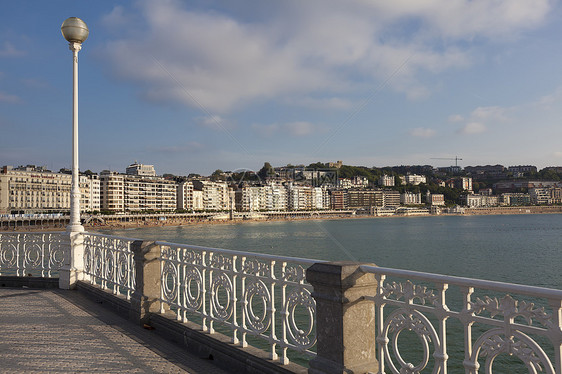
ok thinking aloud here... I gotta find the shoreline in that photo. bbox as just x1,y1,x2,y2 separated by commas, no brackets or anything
3,205,562,232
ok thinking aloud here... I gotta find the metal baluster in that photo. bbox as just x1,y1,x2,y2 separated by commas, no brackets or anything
461,286,476,374
201,250,208,332
375,274,386,374
240,256,248,347
231,255,239,345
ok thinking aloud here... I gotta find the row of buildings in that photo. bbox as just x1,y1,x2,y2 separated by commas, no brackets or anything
3,162,561,215
1,164,449,214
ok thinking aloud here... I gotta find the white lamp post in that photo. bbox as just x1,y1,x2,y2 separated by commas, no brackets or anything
60,17,88,289
61,17,88,233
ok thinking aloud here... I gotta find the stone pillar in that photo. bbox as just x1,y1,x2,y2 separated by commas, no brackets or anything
59,229,85,290
306,262,379,374
129,240,161,325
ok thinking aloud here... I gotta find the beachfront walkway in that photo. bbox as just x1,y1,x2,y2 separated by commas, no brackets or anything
0,288,229,373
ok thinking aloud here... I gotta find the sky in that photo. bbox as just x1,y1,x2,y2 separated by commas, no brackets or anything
2,0,562,176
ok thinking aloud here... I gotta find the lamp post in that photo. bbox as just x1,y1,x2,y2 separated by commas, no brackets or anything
61,17,88,233
60,17,88,289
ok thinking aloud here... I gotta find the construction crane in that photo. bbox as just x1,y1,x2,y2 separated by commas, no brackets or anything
431,156,463,167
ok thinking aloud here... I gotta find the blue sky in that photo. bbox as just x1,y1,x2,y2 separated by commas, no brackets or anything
2,0,562,176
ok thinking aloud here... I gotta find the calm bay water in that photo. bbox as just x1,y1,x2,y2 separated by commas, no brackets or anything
100,213,562,289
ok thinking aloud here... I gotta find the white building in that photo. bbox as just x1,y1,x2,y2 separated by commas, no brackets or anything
177,181,194,210
193,180,230,211
405,174,427,185
100,171,176,212
400,192,422,205
465,194,499,208
379,175,395,187
0,166,100,214
126,162,156,176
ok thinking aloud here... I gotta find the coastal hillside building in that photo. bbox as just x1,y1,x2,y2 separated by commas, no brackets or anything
235,185,269,211
383,190,401,207
347,190,381,208
425,191,445,206
100,171,176,212
126,162,156,176
177,181,194,210
287,184,313,210
379,174,395,187
330,190,347,210
80,174,101,212
500,193,531,206
508,165,537,174
401,192,422,205
529,187,562,205
193,180,230,211
465,194,499,208
100,171,124,212
268,183,288,211
0,166,99,214
464,165,505,178
403,174,427,186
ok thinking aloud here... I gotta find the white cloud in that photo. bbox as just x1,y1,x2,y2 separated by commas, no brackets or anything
409,127,436,138
147,141,205,154
253,121,320,138
460,122,486,134
0,41,25,57
0,91,21,103
453,105,509,135
448,114,464,123
98,0,552,113
194,115,234,131
284,121,317,137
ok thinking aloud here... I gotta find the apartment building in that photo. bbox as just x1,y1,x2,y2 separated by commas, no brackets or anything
382,190,401,207
100,171,176,212
465,194,499,208
126,162,156,176
288,184,313,210
403,174,427,185
100,171,125,212
177,181,194,210
192,180,230,211
379,174,395,187
400,192,422,205
0,166,99,214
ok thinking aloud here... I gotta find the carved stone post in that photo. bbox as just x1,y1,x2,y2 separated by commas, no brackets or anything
130,240,161,325
306,262,379,374
59,230,85,290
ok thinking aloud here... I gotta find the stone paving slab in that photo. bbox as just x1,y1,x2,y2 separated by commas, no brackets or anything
0,287,230,373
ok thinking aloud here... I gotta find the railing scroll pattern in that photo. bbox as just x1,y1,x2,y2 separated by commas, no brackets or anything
82,233,136,300
360,265,562,374
157,241,319,365
0,232,66,277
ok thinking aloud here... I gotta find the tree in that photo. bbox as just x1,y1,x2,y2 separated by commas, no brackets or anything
210,169,225,181
258,162,275,180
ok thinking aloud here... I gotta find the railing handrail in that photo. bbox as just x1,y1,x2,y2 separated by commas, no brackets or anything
360,264,562,298
0,230,65,235
84,231,144,243
155,240,326,266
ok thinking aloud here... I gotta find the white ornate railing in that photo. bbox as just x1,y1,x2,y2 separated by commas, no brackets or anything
0,232,66,277
156,240,320,365
360,265,562,374
82,232,137,300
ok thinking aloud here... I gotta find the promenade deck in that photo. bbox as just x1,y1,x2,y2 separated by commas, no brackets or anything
0,287,229,374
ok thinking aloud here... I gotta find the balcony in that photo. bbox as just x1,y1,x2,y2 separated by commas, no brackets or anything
1,230,561,373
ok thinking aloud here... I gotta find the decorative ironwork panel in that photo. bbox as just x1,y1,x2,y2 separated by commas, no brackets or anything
0,232,66,277
156,242,318,366
82,233,135,300
360,265,562,374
